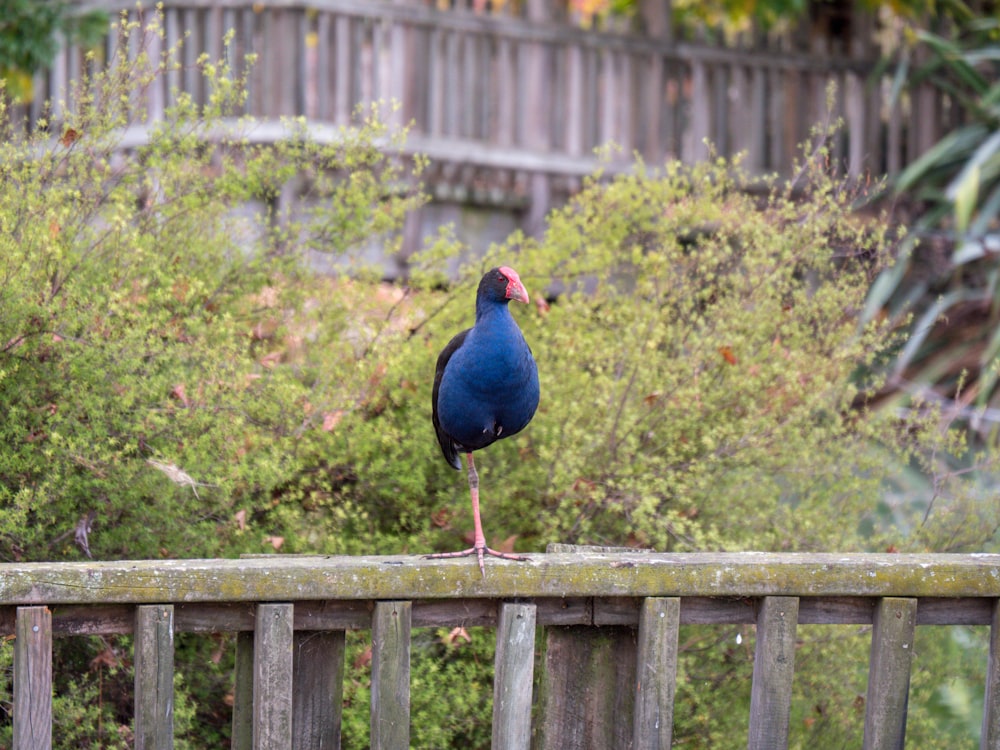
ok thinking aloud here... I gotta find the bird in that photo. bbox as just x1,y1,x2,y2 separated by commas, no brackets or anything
428,266,540,576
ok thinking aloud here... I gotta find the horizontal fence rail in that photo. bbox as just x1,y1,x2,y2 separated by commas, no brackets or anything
34,0,945,186
3,552,1000,748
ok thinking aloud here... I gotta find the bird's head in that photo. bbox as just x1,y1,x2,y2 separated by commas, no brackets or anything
478,266,530,306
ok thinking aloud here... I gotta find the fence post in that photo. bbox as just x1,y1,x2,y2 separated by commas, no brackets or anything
253,603,294,750
134,604,175,750
633,597,680,750
231,630,255,750
981,598,1000,749
293,630,346,750
747,596,799,750
371,600,412,750
537,544,644,749
14,606,52,750
862,597,916,750
493,601,537,750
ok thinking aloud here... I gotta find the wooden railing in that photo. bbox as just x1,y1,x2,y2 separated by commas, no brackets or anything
4,551,1000,748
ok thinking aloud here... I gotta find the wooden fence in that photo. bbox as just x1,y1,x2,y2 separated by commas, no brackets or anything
29,0,943,241
4,551,1000,748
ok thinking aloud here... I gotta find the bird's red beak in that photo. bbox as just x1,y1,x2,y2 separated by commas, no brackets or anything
500,266,529,304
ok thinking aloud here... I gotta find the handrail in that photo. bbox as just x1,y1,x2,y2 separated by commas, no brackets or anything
5,552,1000,748
2,552,999,605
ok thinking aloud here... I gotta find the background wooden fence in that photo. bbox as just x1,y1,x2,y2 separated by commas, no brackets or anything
18,0,947,257
3,551,1000,748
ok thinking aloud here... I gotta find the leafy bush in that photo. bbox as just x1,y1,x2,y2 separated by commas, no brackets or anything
0,11,423,564
866,19,1000,443
1,8,997,748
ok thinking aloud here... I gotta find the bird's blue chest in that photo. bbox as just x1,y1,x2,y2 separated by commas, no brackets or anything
436,311,539,450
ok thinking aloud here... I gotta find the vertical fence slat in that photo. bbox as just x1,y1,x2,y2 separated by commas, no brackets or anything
231,630,255,750
686,60,710,163
633,597,680,750
293,630,346,750
254,603,294,750
371,600,411,750
537,624,637,749
747,596,799,750
981,599,1000,749
14,606,52,750
863,597,916,750
134,604,175,750
492,601,537,750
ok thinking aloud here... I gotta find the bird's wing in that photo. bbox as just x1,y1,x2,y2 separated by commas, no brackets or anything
432,328,470,470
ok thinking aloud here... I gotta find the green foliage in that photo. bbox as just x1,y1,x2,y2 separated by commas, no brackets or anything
0,11,424,564
0,0,107,101
397,150,994,559
340,628,495,748
1,7,997,747
865,18,1000,445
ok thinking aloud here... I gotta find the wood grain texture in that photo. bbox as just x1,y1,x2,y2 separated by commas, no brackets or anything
863,597,917,750
492,602,537,750
293,630,346,750
747,596,799,750
253,603,294,750
632,597,680,750
134,605,175,750
982,599,1000,750
230,630,255,750
537,624,637,749
371,601,411,750
14,606,52,750
2,553,1000,605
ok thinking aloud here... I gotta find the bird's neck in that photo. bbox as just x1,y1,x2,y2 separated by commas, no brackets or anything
475,299,512,324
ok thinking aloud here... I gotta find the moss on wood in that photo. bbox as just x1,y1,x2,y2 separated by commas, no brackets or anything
0,553,998,605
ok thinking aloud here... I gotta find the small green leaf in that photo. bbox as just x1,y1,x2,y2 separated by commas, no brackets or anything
950,163,980,235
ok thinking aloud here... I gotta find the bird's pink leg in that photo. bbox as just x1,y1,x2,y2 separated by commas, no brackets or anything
426,453,527,576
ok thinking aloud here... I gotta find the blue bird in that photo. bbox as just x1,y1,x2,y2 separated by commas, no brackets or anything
429,266,540,575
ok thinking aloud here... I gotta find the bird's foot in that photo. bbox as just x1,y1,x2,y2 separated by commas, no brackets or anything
425,546,528,577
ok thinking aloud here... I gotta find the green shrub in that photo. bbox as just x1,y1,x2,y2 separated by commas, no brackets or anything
1,8,997,748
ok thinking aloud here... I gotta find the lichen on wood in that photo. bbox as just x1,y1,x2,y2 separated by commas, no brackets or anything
0,553,998,606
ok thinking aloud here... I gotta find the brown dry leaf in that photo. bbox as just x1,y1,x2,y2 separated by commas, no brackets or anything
354,645,373,669
430,508,452,529
369,361,388,387
265,535,285,551
251,319,278,341
322,410,345,432
443,626,472,646
59,127,81,147
49,219,61,239
234,509,247,531
494,535,518,554
257,286,279,308
171,383,190,407
90,647,119,670
260,351,282,368
718,346,738,365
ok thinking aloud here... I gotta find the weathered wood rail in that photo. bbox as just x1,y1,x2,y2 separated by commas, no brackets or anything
27,0,940,251
4,551,1000,748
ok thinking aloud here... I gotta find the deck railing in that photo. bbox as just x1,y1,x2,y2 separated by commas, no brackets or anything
4,551,1000,748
